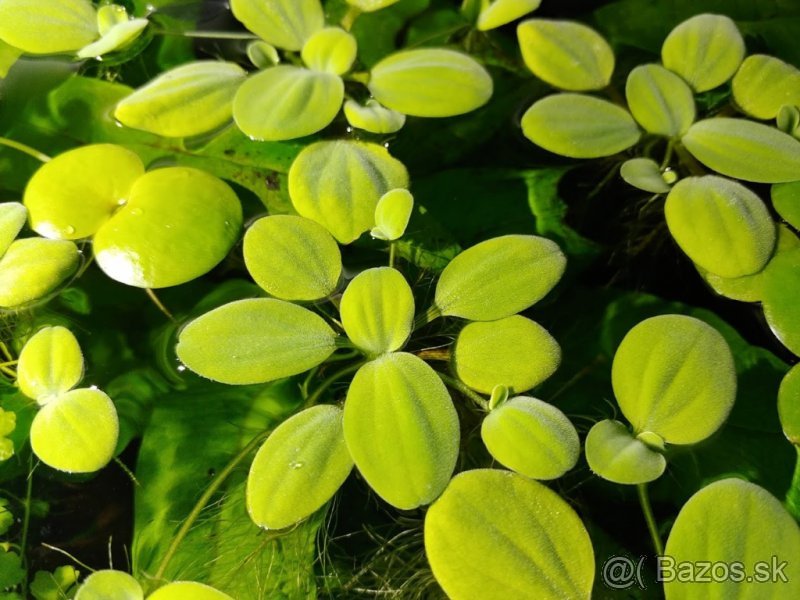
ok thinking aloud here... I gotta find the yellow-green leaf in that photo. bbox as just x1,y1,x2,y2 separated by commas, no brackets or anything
661,14,744,92
0,202,27,256
0,0,97,54
620,158,672,193
522,93,640,158
75,570,143,600
230,0,323,51
247,405,353,530
0,40,22,78
0,238,80,308
780,364,800,445
243,215,341,301
17,326,83,404
585,419,666,484
625,64,695,137
344,99,405,134
371,188,413,240
368,49,493,117
176,298,337,385
732,55,800,120
301,27,356,75
76,17,147,59
115,62,246,138
477,0,541,31
517,19,614,91
343,353,459,509
762,248,800,356
346,0,399,11
246,40,279,69
147,582,233,600
435,234,566,321
772,181,800,230
425,469,595,600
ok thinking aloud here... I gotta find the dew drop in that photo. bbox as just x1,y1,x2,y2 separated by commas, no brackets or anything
117,198,127,206
177,365,186,372
130,207,143,216
290,461,305,470
64,225,76,235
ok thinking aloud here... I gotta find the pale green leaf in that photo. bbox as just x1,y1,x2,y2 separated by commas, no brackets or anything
620,158,672,193
664,479,800,599
763,248,800,356
661,14,745,92
517,19,614,91
301,27,356,76
233,65,343,141
246,41,279,69
74,570,143,600
346,0,399,11
176,298,338,385
772,181,800,230
115,62,247,138
425,469,595,600
24,144,145,240
30,388,119,473
96,5,128,36
477,0,541,31
344,99,405,134
625,64,695,137
665,176,776,278
343,353,459,509
247,405,353,530
522,93,640,158
147,582,233,600
17,326,83,404
584,419,666,484
454,315,560,394
76,18,147,59
779,364,800,445
683,118,800,183
481,396,579,480
732,54,800,120
435,234,566,321
230,0,323,51
288,140,409,244
0,202,27,256
0,408,14,437
0,238,80,308
368,49,493,117
371,188,413,240
0,0,97,54
612,314,736,444
93,167,242,288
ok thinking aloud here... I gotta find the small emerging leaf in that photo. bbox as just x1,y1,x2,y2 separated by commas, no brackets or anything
0,202,27,256
779,364,800,445
344,99,405,134
762,248,800,356
17,326,83,403
0,0,97,54
625,64,695,137
77,17,147,59
732,54,800,120
477,0,541,31
147,581,233,600
0,238,80,308
230,0,324,51
371,188,413,241
74,570,143,600
247,41,279,68
585,419,666,484
620,158,672,193
301,27,356,75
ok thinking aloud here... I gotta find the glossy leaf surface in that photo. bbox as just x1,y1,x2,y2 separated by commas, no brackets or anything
17,326,83,403
0,202,27,256
230,0,323,51
625,64,695,137
585,419,666,484
732,54,800,120
0,0,97,54
74,570,143,600
0,238,79,308
762,249,800,356
301,27,356,75
477,0,541,31
343,99,405,134
620,158,671,193
371,188,413,240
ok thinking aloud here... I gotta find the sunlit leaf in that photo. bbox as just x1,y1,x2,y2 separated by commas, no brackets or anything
371,188,413,240
74,569,143,600
477,0,541,31
517,19,613,91
0,0,97,54
664,479,800,599
147,581,233,600
780,364,800,445
425,469,595,599
176,298,338,385
343,99,405,134
17,326,83,404
620,158,672,193
0,202,27,256
0,238,80,308
454,315,560,394
77,17,148,59
368,49,493,117
522,93,640,158
243,215,341,302
772,181,800,230
762,248,800,356
343,353,459,509
288,140,409,244
230,0,324,51
30,388,119,473
246,41,279,69
612,314,736,444
340,267,414,356
25,144,145,240
93,167,242,288
625,64,695,137
665,176,776,278
301,27,356,76
435,234,566,321
661,14,745,92
346,0,399,11
115,62,247,138
682,118,800,183
584,419,666,484
96,5,128,35
732,54,800,120
482,396,579,480
0,40,22,77
247,405,353,530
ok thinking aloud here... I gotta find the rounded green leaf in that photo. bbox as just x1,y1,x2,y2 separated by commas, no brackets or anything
75,570,143,600
0,202,27,257
343,353,459,509
625,64,695,137
25,144,145,240
288,140,409,244
93,167,242,288
585,419,666,484
763,248,800,356
0,0,97,54
454,315,560,394
664,478,800,599
779,364,800,445
517,19,614,91
346,0,400,11
115,62,247,138
368,49,493,117
481,396,579,480
620,158,672,193
0,238,79,308
522,93,640,158
147,582,233,600
176,298,337,385
76,17,147,59
247,405,353,530
340,267,414,356
17,326,83,403
661,14,744,93
371,188,413,241
772,181,800,230
233,66,343,141
435,234,566,321
665,176,776,278
243,215,342,301
247,40,279,69
344,99,405,134
30,388,119,473
612,314,736,444
477,0,541,31
682,118,800,183
230,0,323,51
425,469,595,600
301,27,356,75
732,54,800,120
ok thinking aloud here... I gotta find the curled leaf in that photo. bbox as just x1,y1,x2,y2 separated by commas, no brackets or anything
585,419,666,484
77,17,147,59
17,326,83,404
371,188,413,240
344,99,405,134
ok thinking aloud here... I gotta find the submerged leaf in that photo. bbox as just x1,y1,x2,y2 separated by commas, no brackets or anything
17,326,83,403
477,0,541,31
0,238,80,308
585,419,666,484
625,64,695,137
0,202,27,256
74,570,143,600
301,27,357,75
620,158,672,193
230,0,324,51
371,188,413,240
343,99,405,134
732,54,800,120
0,0,97,54
762,248,800,356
